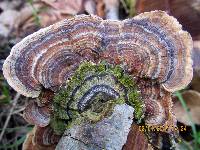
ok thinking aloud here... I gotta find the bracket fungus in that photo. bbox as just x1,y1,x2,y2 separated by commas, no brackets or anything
3,10,193,149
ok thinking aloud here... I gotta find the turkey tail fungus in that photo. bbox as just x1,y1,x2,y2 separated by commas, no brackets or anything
3,11,193,149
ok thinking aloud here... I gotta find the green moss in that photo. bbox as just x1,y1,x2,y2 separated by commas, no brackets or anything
112,65,123,78
128,91,144,122
50,116,66,135
53,103,69,120
51,61,144,134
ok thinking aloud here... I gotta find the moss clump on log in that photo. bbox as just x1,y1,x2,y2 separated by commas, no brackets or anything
52,61,144,134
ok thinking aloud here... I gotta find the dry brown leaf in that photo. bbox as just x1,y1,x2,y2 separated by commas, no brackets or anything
22,127,35,150
16,2,71,37
15,4,42,29
41,0,97,16
0,0,34,37
190,41,200,92
96,0,105,18
173,90,200,125
191,75,200,93
0,0,23,11
0,10,20,37
41,0,83,15
0,24,9,37
192,41,200,74
135,0,200,40
8,0,105,37
35,7,72,27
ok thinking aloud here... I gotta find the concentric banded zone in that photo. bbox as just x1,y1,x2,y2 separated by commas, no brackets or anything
52,62,143,134
3,11,193,98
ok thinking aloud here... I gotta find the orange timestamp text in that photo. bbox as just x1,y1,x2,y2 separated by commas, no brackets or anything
139,125,187,132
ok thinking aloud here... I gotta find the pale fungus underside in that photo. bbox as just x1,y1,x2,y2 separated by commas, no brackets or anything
2,10,193,149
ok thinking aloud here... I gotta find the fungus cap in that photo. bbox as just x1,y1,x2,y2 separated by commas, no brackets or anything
3,11,193,97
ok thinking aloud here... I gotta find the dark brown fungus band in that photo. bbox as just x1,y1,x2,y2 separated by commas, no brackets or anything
23,101,51,127
3,10,193,98
33,126,61,146
22,126,60,150
3,10,193,149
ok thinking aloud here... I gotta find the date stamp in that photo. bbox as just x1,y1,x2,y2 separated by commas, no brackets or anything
139,125,187,132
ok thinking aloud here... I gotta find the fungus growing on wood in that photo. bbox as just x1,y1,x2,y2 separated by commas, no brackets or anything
23,101,51,127
3,10,193,149
52,61,143,134
22,126,61,150
3,10,192,97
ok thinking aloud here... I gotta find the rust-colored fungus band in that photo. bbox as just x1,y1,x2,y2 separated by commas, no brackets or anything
3,10,192,98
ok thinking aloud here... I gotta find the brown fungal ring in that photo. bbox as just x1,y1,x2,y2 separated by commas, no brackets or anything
2,11,194,149
3,11,193,99
3,11,192,97
3,11,193,98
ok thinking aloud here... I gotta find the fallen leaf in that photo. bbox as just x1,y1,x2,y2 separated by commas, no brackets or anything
192,41,200,75
190,41,200,92
173,90,200,125
41,0,83,15
96,0,105,18
0,0,24,11
0,10,20,37
135,0,200,39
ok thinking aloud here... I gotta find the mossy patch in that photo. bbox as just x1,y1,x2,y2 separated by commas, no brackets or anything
52,61,144,134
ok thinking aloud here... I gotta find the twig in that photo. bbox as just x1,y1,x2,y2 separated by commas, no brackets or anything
12,107,25,115
0,93,21,141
